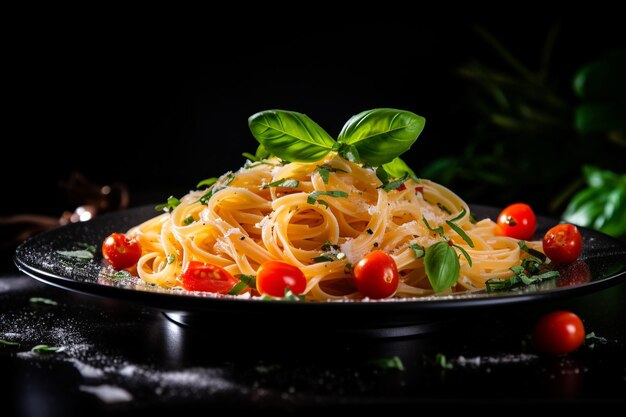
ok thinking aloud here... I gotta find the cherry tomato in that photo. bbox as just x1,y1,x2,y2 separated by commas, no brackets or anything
102,233,142,270
543,223,583,264
352,251,399,299
256,261,306,297
180,261,238,293
532,311,585,355
496,203,537,240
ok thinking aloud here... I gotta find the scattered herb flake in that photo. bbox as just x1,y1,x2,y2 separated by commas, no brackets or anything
0,339,20,347
367,228,374,235
166,254,176,264
31,345,66,354
435,353,453,369
29,297,58,306
183,215,195,225
368,356,405,371
56,250,94,260
344,263,353,274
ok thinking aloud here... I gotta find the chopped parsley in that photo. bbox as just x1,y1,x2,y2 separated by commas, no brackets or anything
183,215,195,225
166,254,176,264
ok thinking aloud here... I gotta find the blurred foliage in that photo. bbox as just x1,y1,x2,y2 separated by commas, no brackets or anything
421,24,626,237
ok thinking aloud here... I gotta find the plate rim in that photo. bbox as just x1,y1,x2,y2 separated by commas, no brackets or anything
14,204,626,314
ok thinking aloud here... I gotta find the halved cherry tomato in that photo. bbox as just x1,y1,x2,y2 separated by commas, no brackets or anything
352,251,399,299
180,261,238,293
102,233,142,270
543,223,583,264
532,311,585,355
256,261,306,297
496,203,537,240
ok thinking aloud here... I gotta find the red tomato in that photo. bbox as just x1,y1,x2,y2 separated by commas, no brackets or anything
102,233,142,270
543,224,583,264
532,311,585,355
496,203,537,240
180,261,238,293
256,261,306,297
352,251,399,299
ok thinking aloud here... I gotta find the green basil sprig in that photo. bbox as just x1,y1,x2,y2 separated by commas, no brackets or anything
248,110,336,162
337,109,425,166
424,242,460,293
248,108,425,168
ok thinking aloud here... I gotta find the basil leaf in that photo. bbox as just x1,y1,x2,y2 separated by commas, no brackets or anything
424,241,460,293
248,110,336,162
242,144,271,162
445,220,475,248
337,143,361,163
228,281,248,295
382,174,408,192
31,345,65,353
337,109,425,166
183,215,195,225
375,166,390,184
382,157,420,183
197,178,217,189
410,243,425,259
307,191,349,206
422,216,444,236
518,241,546,263
262,178,299,189
449,207,467,222
155,196,181,212
452,244,473,267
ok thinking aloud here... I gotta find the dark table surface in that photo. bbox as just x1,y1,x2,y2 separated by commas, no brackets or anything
2,251,626,416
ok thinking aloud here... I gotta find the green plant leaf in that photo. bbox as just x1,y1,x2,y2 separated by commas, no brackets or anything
563,167,626,237
424,241,460,293
248,110,336,162
337,109,425,166
382,157,420,183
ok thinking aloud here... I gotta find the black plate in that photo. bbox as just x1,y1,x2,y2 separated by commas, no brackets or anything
14,205,626,336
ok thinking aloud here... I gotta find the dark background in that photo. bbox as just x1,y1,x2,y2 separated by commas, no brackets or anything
4,14,624,217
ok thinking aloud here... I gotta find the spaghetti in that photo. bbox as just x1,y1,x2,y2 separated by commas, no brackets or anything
128,154,539,300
